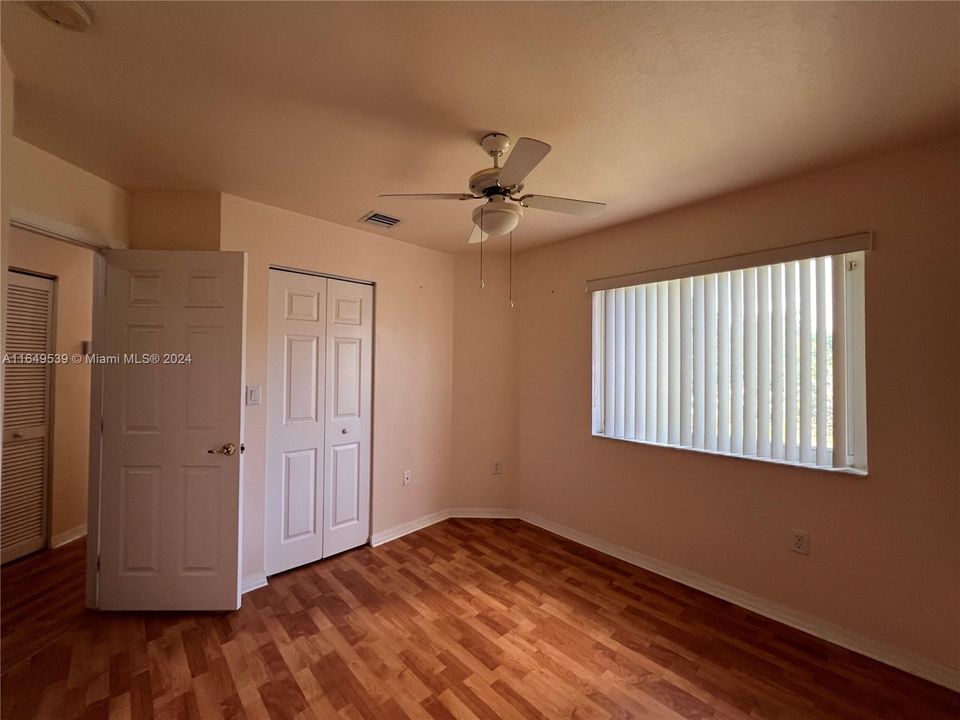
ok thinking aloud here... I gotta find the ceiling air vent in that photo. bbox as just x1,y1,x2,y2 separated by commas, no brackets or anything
360,211,400,229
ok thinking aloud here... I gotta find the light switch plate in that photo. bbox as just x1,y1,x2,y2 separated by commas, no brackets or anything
245,385,262,406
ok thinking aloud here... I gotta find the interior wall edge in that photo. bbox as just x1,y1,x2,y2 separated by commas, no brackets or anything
241,573,268,594
8,206,118,251
49,525,86,549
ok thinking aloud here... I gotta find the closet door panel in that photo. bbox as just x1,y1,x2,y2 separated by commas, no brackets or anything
264,272,326,575
322,280,372,557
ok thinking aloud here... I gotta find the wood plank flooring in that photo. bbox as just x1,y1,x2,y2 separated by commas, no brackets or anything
2,518,958,719
1,536,87,675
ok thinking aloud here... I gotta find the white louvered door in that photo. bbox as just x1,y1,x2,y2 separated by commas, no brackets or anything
2,271,55,563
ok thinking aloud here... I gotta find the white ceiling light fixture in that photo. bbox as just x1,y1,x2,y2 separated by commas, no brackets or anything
29,1,92,32
379,132,606,244
471,196,522,237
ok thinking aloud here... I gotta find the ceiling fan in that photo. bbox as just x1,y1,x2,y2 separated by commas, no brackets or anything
379,133,606,243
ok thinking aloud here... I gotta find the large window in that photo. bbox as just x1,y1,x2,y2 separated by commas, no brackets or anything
590,239,867,472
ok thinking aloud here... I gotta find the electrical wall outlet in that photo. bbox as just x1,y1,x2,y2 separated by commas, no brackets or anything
790,530,810,555
491,461,503,475
402,470,412,486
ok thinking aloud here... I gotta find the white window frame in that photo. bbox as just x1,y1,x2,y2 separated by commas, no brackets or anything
589,233,870,474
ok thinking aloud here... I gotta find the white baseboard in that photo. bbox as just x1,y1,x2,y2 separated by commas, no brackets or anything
241,573,268,594
50,525,86,548
369,507,521,547
366,506,960,691
370,509,452,547
247,508,514,594
447,507,520,520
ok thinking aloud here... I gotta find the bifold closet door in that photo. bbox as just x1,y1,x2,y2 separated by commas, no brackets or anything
2,271,55,564
265,271,328,575
321,279,373,557
266,272,373,575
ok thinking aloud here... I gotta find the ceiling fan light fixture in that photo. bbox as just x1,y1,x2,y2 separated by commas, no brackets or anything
471,198,522,237
379,132,606,244
29,1,92,31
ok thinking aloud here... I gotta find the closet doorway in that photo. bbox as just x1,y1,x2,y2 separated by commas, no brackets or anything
265,269,373,576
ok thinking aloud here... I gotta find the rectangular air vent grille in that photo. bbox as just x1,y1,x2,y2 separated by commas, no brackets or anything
360,211,400,229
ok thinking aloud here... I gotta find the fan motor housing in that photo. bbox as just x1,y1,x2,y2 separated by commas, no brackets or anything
469,168,521,198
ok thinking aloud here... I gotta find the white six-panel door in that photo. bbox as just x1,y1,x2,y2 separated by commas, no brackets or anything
265,271,372,576
322,279,373,557
98,250,246,611
265,271,327,574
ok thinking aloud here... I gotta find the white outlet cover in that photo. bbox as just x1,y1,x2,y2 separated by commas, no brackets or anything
245,385,262,406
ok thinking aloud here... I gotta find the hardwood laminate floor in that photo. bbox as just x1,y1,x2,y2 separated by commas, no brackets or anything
1,518,957,719
1,536,87,675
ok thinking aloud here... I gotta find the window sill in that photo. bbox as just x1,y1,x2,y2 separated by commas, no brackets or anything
591,432,868,477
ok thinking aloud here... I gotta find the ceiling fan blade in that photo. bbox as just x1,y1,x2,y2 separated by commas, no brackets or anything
467,224,489,244
520,194,606,218
379,193,478,201
498,137,551,188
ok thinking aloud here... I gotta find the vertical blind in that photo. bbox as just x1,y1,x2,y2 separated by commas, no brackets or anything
592,252,866,470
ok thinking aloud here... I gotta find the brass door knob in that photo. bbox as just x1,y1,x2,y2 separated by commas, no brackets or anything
208,442,237,456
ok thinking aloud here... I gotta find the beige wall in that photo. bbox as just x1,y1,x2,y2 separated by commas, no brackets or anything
504,136,959,671
1,51,12,497
1,51,10,235
218,194,455,581
1,57,111,544
6,137,128,247
451,252,517,510
8,231,94,539
129,190,220,250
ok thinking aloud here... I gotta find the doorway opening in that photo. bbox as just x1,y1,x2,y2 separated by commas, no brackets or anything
3,237,96,562
1,232,97,672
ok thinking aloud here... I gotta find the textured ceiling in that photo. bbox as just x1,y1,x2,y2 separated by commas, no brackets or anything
2,1,958,253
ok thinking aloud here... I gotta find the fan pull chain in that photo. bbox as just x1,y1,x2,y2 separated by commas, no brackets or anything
479,206,485,289
509,229,514,308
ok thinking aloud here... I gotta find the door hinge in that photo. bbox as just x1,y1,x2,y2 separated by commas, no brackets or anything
96,555,100,571
846,259,860,271
100,418,104,433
